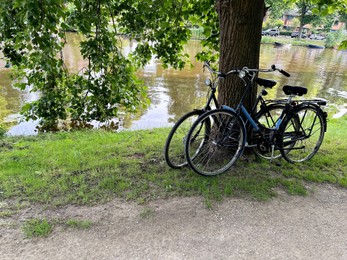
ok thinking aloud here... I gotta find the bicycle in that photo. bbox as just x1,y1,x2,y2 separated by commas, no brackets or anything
165,62,292,169
184,66,327,176
164,62,220,169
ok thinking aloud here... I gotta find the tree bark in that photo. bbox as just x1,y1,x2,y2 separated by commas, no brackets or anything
216,0,265,110
298,3,307,40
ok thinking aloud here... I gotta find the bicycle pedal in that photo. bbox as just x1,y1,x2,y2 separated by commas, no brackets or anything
270,161,281,167
245,141,258,148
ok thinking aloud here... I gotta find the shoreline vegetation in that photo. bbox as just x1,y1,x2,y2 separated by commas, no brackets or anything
0,29,346,213
260,35,325,48
190,27,345,49
0,115,346,211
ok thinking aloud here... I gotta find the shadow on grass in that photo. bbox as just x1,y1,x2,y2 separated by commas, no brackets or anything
0,124,346,207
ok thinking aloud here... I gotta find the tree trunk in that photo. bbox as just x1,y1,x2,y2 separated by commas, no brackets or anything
216,0,265,111
298,3,307,40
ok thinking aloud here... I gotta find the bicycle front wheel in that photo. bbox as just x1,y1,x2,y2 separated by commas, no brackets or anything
279,105,325,163
185,109,246,176
164,110,204,169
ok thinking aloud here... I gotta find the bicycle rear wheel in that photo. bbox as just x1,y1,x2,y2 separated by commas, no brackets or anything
185,109,246,176
164,110,204,169
279,105,325,163
251,104,285,159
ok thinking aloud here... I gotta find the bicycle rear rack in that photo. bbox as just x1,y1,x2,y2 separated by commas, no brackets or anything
266,98,327,106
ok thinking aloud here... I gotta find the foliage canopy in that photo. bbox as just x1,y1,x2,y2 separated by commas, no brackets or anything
0,0,216,130
0,0,346,130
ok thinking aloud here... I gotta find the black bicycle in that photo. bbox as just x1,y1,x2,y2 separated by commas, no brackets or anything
164,62,220,169
164,62,293,169
184,66,327,176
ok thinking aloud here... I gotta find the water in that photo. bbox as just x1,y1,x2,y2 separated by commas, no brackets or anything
1,34,347,135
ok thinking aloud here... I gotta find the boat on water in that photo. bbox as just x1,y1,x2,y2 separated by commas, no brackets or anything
274,42,292,48
307,44,325,49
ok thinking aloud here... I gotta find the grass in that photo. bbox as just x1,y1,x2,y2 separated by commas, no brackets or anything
21,217,93,238
139,208,155,219
65,219,93,230
22,218,53,238
0,115,346,209
261,36,325,47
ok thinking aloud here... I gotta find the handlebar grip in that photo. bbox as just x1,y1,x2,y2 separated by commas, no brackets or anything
272,64,290,77
279,69,290,77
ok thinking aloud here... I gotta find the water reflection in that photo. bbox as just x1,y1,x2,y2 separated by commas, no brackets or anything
134,59,206,128
1,34,347,135
0,69,21,127
260,45,347,105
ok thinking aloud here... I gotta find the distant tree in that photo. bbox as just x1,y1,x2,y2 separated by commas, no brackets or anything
338,12,347,24
265,0,291,20
291,17,301,28
293,0,347,41
294,0,316,39
314,0,347,48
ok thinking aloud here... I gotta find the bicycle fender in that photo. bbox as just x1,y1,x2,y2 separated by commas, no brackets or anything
221,105,237,113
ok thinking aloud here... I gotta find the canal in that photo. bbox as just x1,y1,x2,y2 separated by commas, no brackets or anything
1,33,347,135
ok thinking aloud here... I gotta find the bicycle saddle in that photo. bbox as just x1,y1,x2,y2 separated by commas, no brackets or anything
283,85,308,96
255,78,277,88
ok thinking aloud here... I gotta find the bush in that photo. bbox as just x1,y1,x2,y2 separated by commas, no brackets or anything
280,31,292,36
190,27,204,39
325,29,347,48
0,124,6,138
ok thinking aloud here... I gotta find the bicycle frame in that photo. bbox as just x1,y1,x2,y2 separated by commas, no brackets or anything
203,85,219,111
197,63,298,152
217,68,297,159
222,102,288,138
184,63,328,175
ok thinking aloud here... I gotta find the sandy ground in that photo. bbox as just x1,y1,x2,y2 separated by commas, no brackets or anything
1,184,347,260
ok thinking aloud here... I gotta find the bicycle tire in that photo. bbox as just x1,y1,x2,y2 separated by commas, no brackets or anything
164,110,205,169
278,105,325,163
185,109,246,176
251,104,285,160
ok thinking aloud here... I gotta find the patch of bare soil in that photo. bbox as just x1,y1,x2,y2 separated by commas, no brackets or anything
1,184,347,260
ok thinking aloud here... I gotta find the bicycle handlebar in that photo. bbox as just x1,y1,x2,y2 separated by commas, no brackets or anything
271,64,290,77
203,61,291,79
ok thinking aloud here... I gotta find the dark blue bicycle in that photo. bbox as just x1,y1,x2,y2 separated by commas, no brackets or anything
184,66,327,176
165,62,293,169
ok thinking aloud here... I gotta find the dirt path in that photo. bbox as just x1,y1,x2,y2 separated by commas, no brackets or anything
1,184,347,260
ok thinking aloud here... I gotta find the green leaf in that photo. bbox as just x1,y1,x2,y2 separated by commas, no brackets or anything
338,40,347,50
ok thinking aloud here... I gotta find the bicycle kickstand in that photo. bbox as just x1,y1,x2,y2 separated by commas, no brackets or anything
270,144,275,163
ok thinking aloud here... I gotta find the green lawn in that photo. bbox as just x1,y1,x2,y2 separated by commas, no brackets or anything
0,116,346,209
261,36,326,47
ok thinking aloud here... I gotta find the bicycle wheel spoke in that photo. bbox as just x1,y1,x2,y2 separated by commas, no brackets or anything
165,110,203,169
192,144,210,164
185,109,245,176
279,106,325,162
